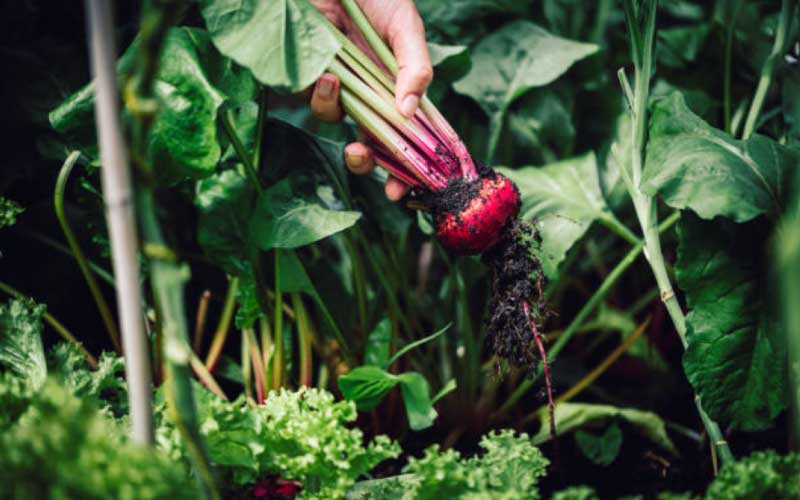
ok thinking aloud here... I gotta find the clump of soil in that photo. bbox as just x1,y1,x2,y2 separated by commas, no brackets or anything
481,218,548,373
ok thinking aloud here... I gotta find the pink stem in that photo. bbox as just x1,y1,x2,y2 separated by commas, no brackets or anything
421,99,478,179
524,301,558,452
373,150,422,187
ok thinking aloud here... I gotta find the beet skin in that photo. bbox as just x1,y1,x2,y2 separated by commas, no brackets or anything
434,174,521,255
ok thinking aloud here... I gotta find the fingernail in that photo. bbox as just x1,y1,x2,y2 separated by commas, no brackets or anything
400,94,419,118
348,152,365,168
318,76,334,98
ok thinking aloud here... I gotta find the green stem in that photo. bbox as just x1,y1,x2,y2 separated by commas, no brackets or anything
0,280,98,368
341,0,398,75
598,212,641,246
190,353,228,400
272,249,284,389
219,110,262,194
742,0,797,139
622,0,734,465
292,293,313,387
492,212,680,419
244,327,266,402
259,315,274,386
252,88,269,171
723,0,743,134
55,151,122,353
486,113,504,165
205,277,238,370
128,1,218,495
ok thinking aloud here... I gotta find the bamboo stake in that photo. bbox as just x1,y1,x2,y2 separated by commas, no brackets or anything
84,0,153,445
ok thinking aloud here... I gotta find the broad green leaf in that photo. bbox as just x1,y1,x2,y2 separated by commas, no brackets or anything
642,92,799,222
575,423,623,466
507,90,575,164
677,214,785,431
531,402,677,456
50,28,254,181
250,179,361,250
364,319,392,368
498,152,614,279
426,43,471,103
416,0,526,42
657,24,711,68
196,170,257,276
0,197,23,229
0,299,47,390
200,0,340,92
338,366,398,411
397,372,437,430
454,20,598,135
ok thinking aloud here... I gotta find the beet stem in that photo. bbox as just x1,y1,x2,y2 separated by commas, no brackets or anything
524,300,560,474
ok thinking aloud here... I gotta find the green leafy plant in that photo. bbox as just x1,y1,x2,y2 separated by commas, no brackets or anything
338,320,455,430
347,429,548,500
0,377,197,500
158,386,400,499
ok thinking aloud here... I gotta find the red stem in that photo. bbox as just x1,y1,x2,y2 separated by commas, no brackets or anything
524,301,560,471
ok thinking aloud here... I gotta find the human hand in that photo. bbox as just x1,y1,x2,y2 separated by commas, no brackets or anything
309,0,432,201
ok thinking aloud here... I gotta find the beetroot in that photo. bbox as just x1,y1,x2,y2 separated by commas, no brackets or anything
435,174,521,255
322,2,555,430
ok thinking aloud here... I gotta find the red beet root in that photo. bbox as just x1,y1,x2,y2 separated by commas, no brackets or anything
435,174,521,255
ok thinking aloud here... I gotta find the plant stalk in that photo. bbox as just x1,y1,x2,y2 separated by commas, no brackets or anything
125,0,218,495
742,0,797,139
622,0,734,465
55,151,122,353
84,0,153,444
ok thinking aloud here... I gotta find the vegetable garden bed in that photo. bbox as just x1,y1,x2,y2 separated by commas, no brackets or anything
1,0,799,498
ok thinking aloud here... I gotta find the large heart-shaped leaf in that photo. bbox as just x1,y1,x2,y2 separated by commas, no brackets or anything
196,170,257,277
642,92,799,222
498,152,614,279
50,28,255,181
530,402,677,456
200,0,340,93
454,20,597,138
249,179,361,250
677,214,786,431
426,42,471,103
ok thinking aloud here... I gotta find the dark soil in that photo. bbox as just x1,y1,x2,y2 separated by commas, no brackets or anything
482,219,548,373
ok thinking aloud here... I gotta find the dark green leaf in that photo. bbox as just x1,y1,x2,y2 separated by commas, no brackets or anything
677,214,785,431
657,24,711,68
397,372,437,430
531,402,677,455
50,28,254,181
426,43,471,103
642,92,799,222
200,0,340,92
498,153,613,279
0,299,47,390
338,366,399,411
575,423,623,466
454,20,598,132
249,179,361,250
364,319,391,368
508,90,575,164
196,170,257,276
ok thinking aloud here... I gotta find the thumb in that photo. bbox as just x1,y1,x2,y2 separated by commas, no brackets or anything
385,4,432,118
